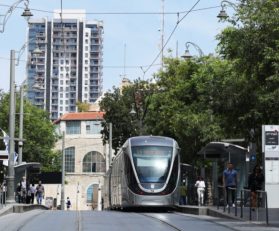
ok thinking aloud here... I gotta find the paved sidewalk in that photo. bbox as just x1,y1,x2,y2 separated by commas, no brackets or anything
0,203,48,217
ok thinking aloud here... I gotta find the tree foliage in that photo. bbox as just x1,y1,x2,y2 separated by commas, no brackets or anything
0,92,59,171
216,0,279,156
76,101,90,112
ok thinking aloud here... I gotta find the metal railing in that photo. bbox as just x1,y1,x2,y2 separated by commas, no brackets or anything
217,185,269,225
240,189,268,225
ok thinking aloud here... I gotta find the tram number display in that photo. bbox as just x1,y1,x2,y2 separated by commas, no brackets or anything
132,146,172,156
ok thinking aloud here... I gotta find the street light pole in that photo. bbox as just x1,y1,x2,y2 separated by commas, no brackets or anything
18,85,24,164
6,50,16,203
61,131,65,210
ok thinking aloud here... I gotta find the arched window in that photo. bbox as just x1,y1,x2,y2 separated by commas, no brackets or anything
65,147,75,172
83,151,105,173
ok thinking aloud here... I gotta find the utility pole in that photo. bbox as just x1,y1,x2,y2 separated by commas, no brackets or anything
161,0,165,69
6,50,16,203
61,131,65,210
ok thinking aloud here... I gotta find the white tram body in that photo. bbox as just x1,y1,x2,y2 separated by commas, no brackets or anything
103,136,180,209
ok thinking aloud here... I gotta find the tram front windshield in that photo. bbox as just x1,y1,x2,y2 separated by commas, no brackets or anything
132,146,173,183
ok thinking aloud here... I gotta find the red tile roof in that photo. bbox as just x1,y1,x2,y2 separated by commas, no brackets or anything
54,112,105,123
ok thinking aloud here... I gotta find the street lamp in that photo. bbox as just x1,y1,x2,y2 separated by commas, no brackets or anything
17,41,43,165
0,0,33,33
181,42,204,60
217,0,238,20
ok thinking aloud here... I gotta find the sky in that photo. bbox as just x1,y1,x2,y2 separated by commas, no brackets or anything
0,0,236,93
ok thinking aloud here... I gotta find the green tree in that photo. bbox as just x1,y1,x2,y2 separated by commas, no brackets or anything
76,101,90,112
99,79,157,154
0,92,59,171
217,0,279,157
147,57,233,163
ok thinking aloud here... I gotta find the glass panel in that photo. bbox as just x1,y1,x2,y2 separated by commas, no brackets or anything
132,146,173,183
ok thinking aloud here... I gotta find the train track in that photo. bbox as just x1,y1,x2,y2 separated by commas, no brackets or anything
138,213,184,231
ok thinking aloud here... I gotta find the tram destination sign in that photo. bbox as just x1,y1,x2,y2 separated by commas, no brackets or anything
265,131,279,145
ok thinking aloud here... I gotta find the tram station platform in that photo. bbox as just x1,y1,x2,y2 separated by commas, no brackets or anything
0,203,48,217
176,205,279,227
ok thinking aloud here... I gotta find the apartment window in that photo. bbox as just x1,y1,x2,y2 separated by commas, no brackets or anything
65,147,75,172
66,121,81,134
82,151,105,173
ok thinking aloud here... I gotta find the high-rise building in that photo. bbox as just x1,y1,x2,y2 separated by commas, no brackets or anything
26,10,103,120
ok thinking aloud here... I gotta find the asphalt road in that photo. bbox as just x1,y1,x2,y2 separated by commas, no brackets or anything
0,210,277,231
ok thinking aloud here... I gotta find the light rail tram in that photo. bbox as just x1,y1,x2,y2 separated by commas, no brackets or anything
103,136,180,210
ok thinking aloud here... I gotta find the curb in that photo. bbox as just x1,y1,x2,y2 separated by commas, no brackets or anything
0,204,48,217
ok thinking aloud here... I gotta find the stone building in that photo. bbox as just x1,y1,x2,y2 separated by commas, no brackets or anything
53,111,108,210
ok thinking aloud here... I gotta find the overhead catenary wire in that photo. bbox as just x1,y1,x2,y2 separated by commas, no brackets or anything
142,0,201,75
0,4,220,15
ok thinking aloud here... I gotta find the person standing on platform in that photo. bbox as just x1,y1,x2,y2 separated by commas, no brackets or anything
248,165,264,210
195,176,205,206
36,181,45,205
223,162,238,207
30,183,36,204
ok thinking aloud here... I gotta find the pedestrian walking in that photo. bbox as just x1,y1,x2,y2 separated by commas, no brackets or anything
36,181,45,205
223,162,237,207
66,197,71,210
248,165,264,210
195,176,205,206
